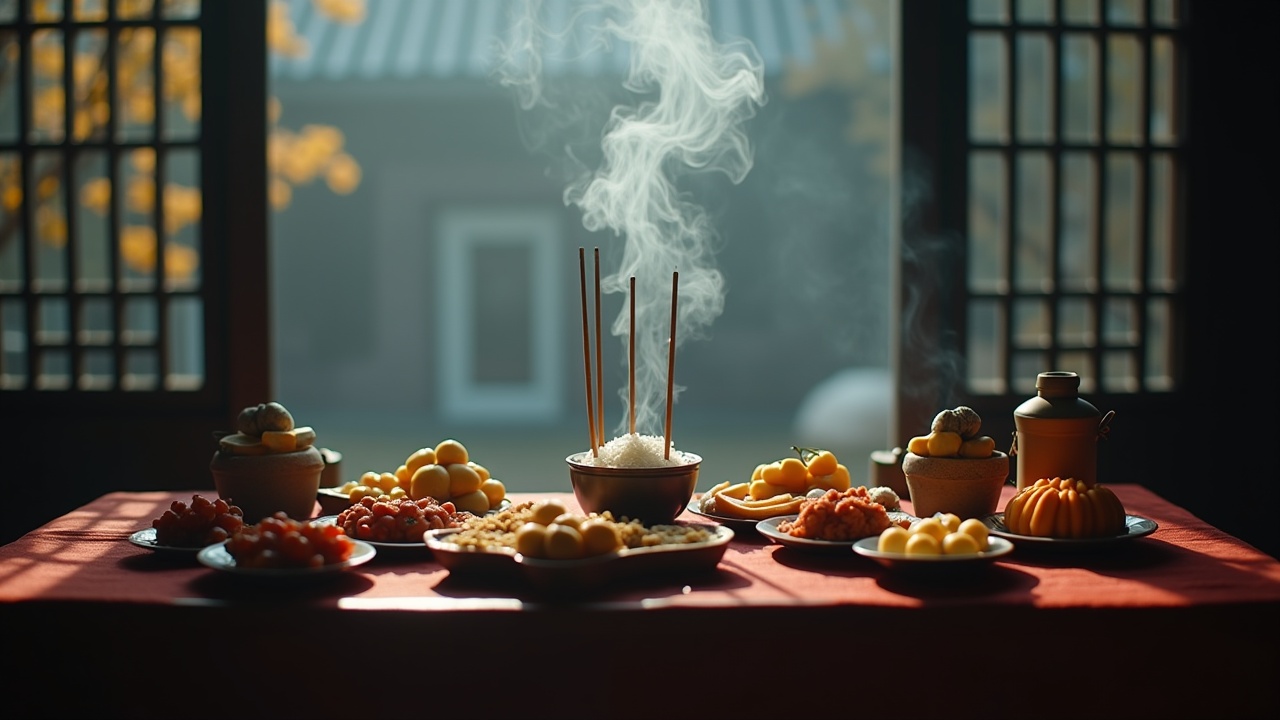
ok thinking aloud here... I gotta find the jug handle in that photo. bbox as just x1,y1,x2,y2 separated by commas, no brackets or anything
1097,410,1116,441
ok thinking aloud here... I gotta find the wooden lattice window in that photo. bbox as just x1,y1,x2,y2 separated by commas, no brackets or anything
0,0,208,394
963,0,1184,397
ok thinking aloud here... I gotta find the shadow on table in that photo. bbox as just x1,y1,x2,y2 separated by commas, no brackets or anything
873,563,1040,597
185,565,377,601
430,563,754,604
764,544,1042,598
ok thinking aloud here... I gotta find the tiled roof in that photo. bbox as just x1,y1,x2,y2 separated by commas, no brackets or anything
270,0,877,81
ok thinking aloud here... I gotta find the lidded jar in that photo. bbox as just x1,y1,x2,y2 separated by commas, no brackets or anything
1012,371,1111,490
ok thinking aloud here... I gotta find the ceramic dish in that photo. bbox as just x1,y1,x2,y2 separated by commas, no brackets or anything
684,497,772,532
196,539,376,578
755,513,917,554
316,489,511,518
983,513,1158,550
314,514,446,556
128,527,206,555
852,535,1014,574
689,498,914,535
425,523,734,594
316,487,356,516
756,515,877,554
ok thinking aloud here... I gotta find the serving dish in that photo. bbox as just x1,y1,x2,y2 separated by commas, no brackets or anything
316,487,356,515
425,523,733,594
756,515,871,554
128,527,206,555
983,513,1158,550
313,515,441,556
316,489,511,518
852,535,1014,574
196,539,376,578
684,497,773,532
689,497,914,534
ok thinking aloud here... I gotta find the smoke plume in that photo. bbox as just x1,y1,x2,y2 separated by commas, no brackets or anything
497,0,765,437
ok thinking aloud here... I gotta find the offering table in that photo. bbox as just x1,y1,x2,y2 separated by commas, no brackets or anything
2,485,1277,720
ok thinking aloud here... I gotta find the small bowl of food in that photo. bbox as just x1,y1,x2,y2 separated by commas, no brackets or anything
902,451,1009,519
566,434,700,525
902,405,1008,519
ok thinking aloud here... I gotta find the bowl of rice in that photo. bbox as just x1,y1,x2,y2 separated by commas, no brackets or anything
567,434,700,525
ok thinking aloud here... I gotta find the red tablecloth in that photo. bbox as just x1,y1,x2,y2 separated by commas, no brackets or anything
3,484,1278,720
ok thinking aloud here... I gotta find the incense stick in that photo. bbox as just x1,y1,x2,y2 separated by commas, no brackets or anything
664,270,678,460
593,247,604,449
628,275,636,436
578,248,598,457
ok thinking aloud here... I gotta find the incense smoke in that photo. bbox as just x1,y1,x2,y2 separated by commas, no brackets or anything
497,0,765,437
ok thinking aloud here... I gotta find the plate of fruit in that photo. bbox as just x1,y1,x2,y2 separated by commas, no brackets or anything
692,447,890,532
982,477,1158,550
853,515,1014,574
316,495,478,554
317,439,509,517
130,494,246,554
197,512,376,578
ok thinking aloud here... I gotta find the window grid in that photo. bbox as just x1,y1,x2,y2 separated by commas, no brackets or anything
964,0,1183,396
0,0,205,393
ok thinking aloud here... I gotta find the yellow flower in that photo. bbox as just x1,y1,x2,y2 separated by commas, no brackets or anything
325,153,361,195
269,177,293,210
37,175,60,200
301,124,344,158
80,178,112,214
130,148,156,174
2,185,22,211
268,0,310,58
164,242,199,282
163,184,202,235
314,0,366,24
37,205,67,248
127,177,155,214
121,225,157,272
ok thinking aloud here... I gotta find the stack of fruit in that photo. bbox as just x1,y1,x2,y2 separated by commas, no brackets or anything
332,439,506,515
699,447,853,520
217,401,316,456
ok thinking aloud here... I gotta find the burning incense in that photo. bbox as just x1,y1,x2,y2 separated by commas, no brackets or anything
593,248,604,450
578,248,598,457
664,270,679,459
628,275,636,436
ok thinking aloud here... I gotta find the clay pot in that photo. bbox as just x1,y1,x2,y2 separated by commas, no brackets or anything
210,446,323,523
902,451,1009,519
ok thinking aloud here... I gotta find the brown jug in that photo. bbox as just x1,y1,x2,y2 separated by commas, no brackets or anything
1012,371,1113,490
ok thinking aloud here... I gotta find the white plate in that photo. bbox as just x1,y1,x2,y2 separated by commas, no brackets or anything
196,539,376,577
316,491,512,518
314,514,439,554
426,523,733,594
852,535,1015,571
756,515,874,554
684,498,772,532
128,528,207,555
983,513,1158,549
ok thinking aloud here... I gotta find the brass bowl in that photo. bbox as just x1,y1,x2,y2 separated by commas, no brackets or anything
566,452,701,525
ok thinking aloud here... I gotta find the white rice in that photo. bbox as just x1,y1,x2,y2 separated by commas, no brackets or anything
583,433,689,468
